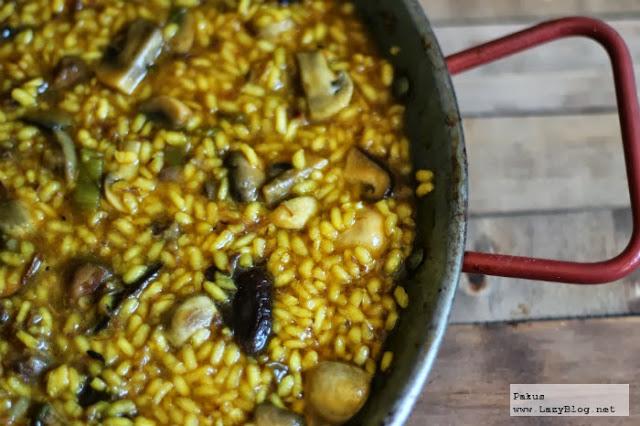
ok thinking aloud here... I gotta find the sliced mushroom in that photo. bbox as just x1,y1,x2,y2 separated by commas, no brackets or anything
168,8,195,54
69,262,112,302
20,110,78,185
140,96,192,129
226,151,265,203
91,263,163,334
168,295,217,347
344,147,393,201
255,404,304,426
297,51,353,121
51,56,90,91
271,196,318,230
337,208,386,255
262,157,328,206
52,129,78,185
22,109,73,131
305,361,370,424
96,19,164,94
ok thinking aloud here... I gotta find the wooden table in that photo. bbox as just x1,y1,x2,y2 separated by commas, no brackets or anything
409,1,640,423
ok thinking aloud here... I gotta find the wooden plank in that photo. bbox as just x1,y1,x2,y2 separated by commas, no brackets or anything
451,68,628,116
422,0,640,24
433,20,640,74
408,317,640,425
452,208,640,323
430,19,640,116
464,113,628,214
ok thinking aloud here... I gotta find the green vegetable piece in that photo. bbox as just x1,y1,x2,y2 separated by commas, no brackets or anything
73,149,104,211
164,146,187,168
80,149,104,182
73,179,101,211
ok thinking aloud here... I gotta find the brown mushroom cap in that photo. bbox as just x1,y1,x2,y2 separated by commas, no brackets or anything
140,95,192,129
344,147,393,201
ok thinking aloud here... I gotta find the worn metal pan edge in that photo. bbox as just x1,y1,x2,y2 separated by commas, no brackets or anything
349,0,467,424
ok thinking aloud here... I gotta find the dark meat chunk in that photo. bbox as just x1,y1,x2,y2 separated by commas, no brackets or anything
231,266,273,355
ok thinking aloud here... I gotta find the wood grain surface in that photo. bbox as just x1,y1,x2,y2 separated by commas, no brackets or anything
422,0,640,24
407,317,640,425
420,1,640,323
454,208,640,323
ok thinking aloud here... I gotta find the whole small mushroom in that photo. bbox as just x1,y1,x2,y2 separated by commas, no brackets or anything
271,196,318,230
168,295,217,347
305,361,370,424
337,208,387,255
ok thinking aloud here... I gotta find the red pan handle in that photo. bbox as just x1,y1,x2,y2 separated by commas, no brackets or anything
446,17,640,284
